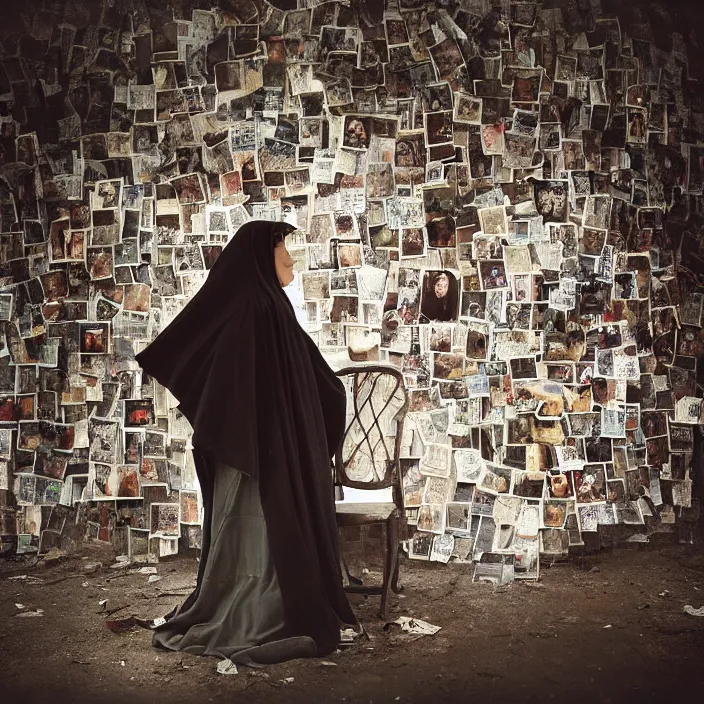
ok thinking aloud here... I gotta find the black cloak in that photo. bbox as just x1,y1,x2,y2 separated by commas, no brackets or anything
135,220,357,655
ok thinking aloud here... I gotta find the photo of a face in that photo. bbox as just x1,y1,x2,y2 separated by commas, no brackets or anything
420,270,459,323
343,116,370,149
481,123,503,154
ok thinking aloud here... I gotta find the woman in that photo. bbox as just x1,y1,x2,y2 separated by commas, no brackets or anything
135,220,358,665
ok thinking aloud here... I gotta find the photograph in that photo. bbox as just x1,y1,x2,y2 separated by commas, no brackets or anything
417,503,446,535
626,108,647,144
88,418,120,465
534,180,569,222
478,206,508,235
79,323,110,355
479,260,509,290
574,465,607,504
454,94,482,124
425,111,454,146
342,116,371,150
149,502,181,539
419,270,459,322
124,399,156,427
180,490,200,525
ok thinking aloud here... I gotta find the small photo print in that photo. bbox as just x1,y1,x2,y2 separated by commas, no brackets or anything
574,465,607,504
342,116,371,150
454,94,482,124
124,399,156,427
534,180,568,222
478,206,507,235
542,500,568,528
408,531,433,560
627,108,647,144
149,502,181,539
479,260,509,290
79,323,110,354
417,503,446,534
117,465,140,498
180,490,200,524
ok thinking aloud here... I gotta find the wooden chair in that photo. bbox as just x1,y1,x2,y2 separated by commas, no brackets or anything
333,364,410,619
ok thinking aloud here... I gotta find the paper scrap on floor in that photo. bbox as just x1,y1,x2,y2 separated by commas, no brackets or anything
683,605,704,617
393,617,441,636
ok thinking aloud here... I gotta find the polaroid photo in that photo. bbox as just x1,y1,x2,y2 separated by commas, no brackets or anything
88,417,120,465
535,181,568,222
481,122,504,155
473,552,515,584
430,534,455,564
419,270,460,323
79,322,110,355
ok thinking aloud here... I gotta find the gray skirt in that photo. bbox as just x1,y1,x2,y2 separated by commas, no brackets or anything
152,461,318,665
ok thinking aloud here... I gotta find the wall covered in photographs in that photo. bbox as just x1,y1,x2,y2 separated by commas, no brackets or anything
0,0,703,575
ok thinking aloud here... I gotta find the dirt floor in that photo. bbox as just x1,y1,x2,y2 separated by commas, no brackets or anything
2,542,704,704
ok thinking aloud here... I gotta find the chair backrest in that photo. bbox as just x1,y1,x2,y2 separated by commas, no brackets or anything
334,365,410,503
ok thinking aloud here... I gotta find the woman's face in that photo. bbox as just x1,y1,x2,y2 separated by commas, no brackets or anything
274,240,295,287
434,273,449,298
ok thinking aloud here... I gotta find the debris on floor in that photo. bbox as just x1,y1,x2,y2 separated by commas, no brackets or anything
216,658,238,675
389,617,441,636
683,605,704,617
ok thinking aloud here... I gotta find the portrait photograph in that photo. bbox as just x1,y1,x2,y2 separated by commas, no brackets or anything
419,270,459,323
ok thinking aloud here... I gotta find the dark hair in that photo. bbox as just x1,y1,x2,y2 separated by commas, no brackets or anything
272,221,295,247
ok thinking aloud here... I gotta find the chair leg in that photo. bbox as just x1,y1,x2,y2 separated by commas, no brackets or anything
379,519,399,619
390,549,403,594
340,548,363,588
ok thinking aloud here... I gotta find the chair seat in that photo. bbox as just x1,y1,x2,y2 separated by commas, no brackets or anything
335,501,397,521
